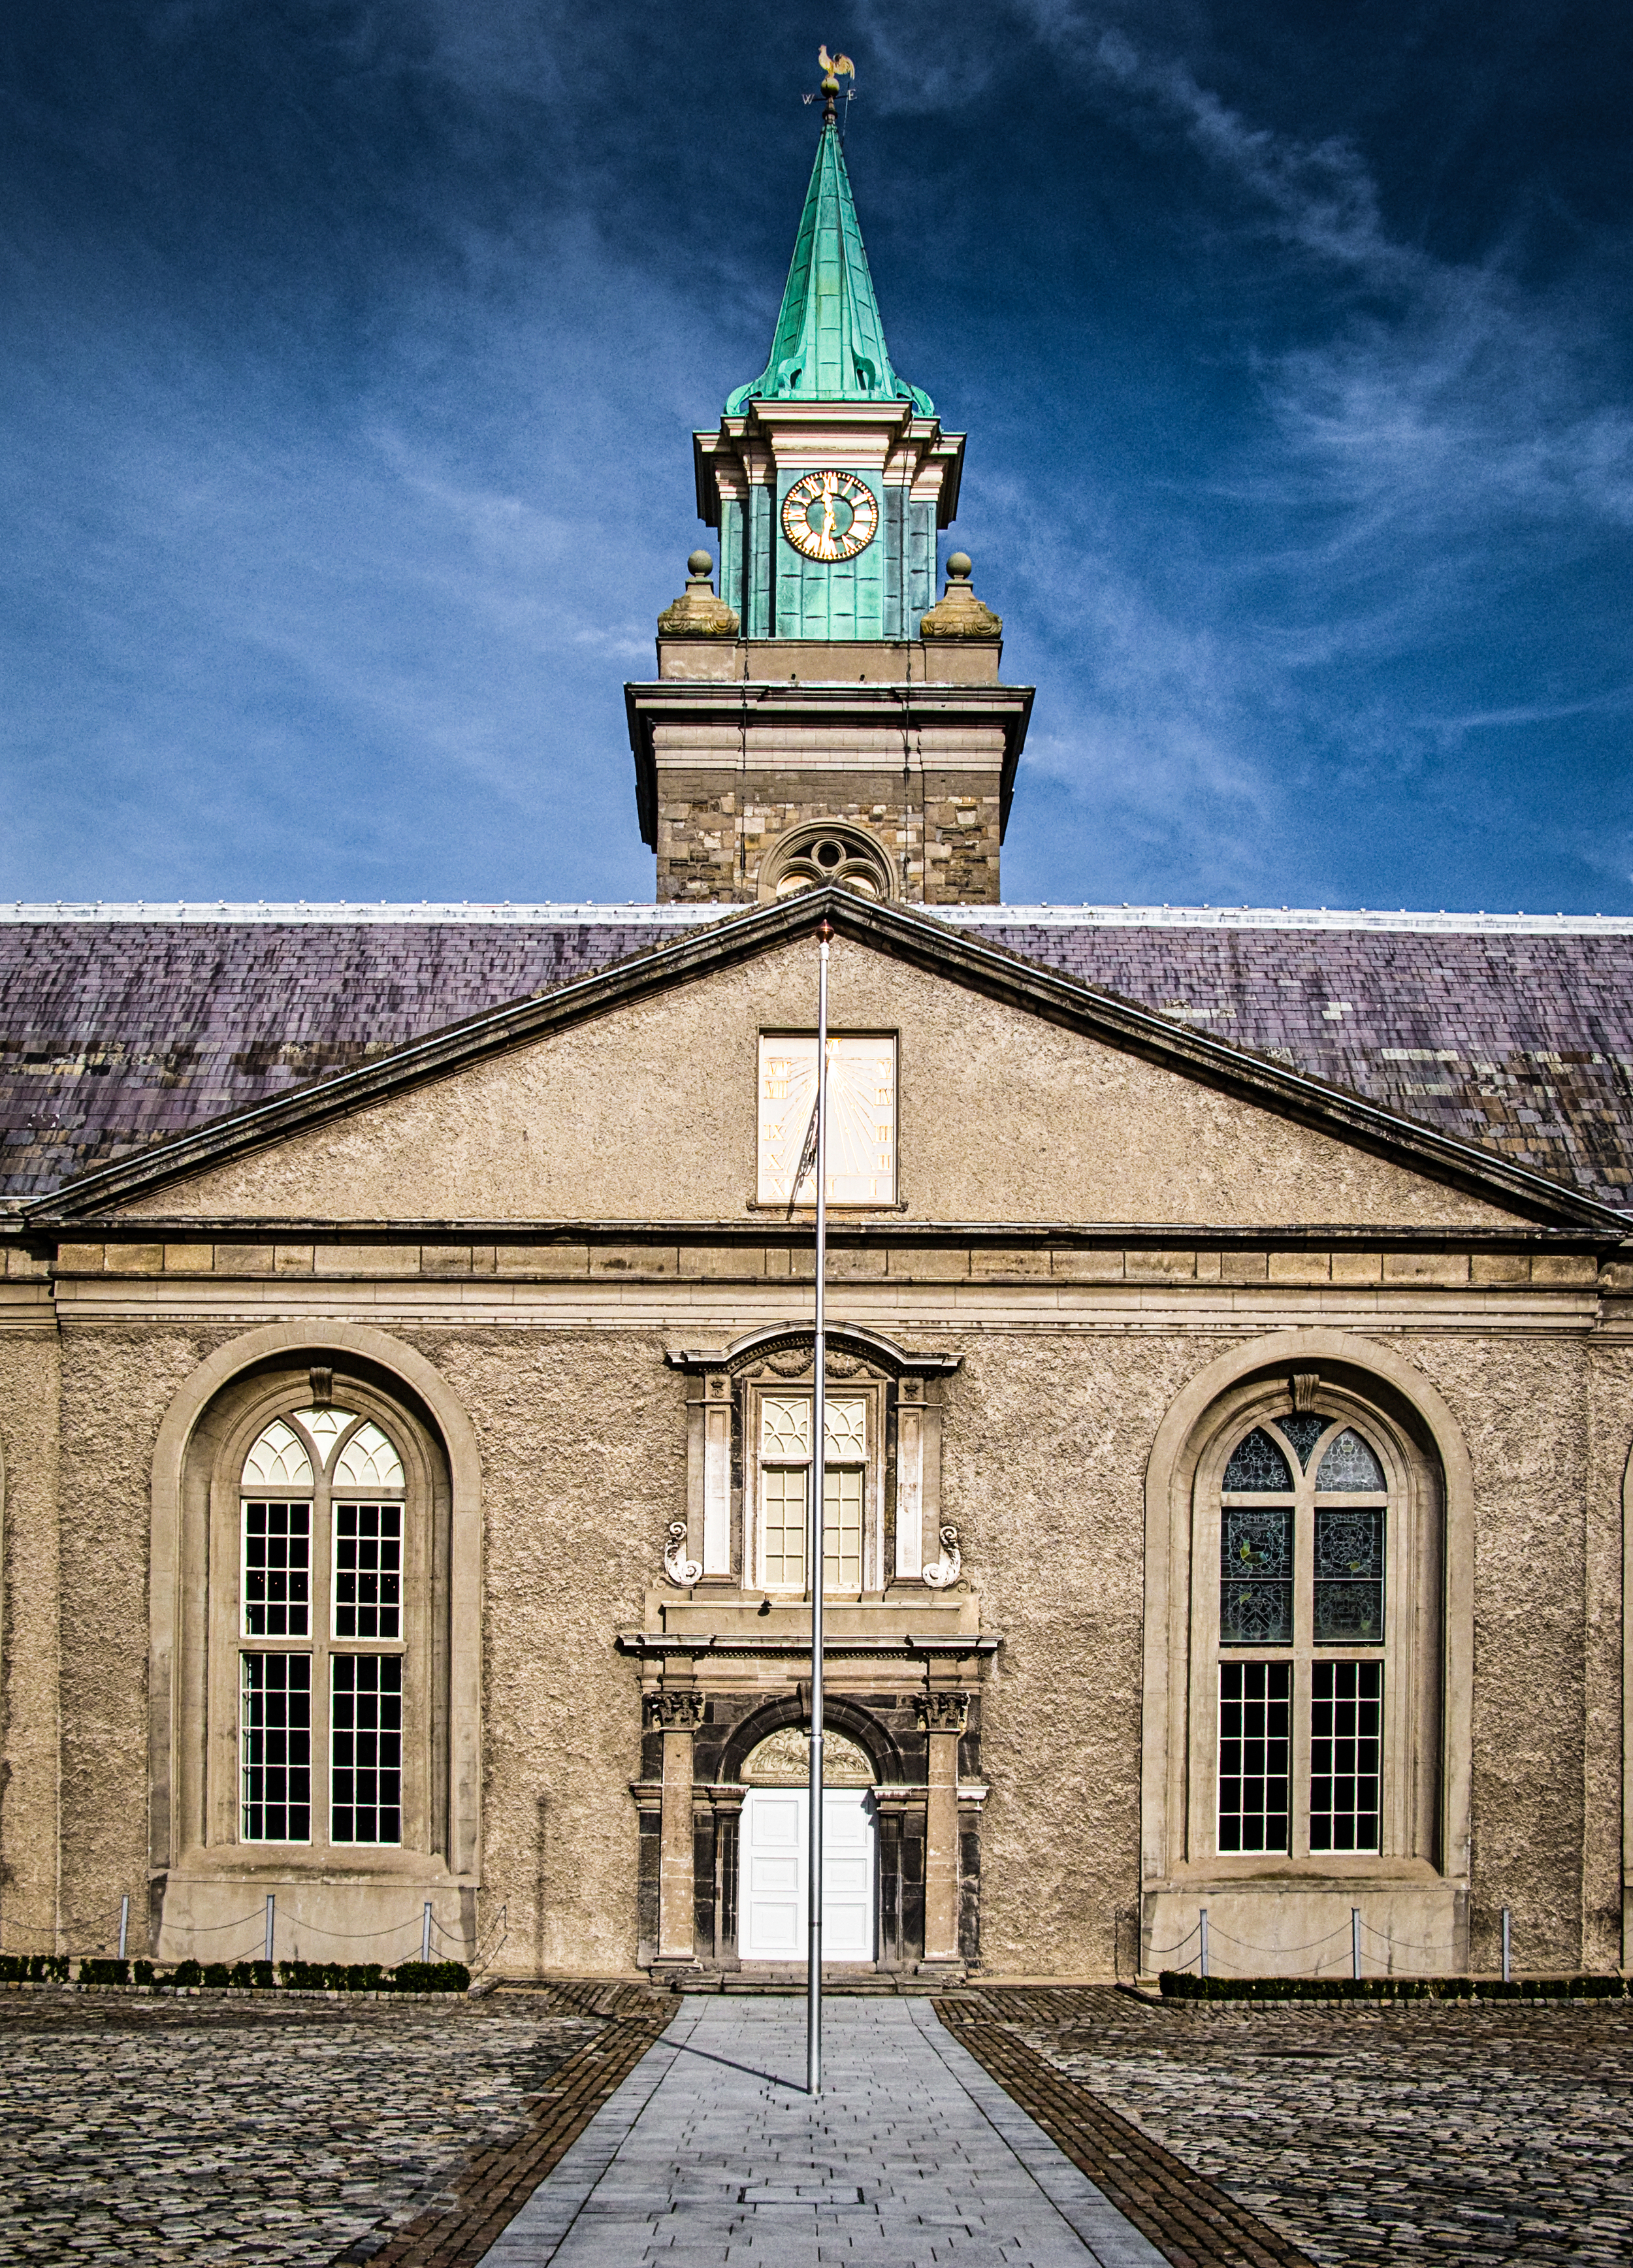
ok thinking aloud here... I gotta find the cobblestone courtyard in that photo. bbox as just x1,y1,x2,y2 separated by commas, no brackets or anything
0,1983,1628,2266
0,1987,602,2266
948,1986,1633,2268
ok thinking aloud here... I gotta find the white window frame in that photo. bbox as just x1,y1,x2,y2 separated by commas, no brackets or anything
228,1402,415,1854
745,1377,886,1596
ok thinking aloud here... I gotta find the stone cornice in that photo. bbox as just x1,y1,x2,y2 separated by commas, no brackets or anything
625,676,1035,849
21,1219,1619,1252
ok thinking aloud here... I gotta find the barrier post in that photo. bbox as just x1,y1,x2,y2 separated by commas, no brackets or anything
1351,1907,1361,1981
423,1902,433,1964
1199,1907,1209,1978
1501,1907,1511,1983
265,1894,275,1966
118,1895,129,1962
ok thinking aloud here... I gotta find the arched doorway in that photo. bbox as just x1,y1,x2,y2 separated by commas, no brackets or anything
738,1727,877,1964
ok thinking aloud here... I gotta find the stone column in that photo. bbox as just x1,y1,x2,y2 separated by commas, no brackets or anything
916,1692,969,1972
648,1688,705,1973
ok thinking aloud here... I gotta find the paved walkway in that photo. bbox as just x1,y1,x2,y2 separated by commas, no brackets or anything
476,1996,1166,2267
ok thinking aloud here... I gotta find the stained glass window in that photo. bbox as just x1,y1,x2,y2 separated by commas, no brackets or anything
331,1655,402,1845
241,1653,312,1843
1316,1428,1385,1491
1278,1414,1327,1469
1219,1661,1291,1853
1310,1661,1382,1851
333,1420,406,1491
289,1406,357,1458
1223,1428,1295,1491
1315,1506,1385,1642
1213,1404,1397,1860
1220,1505,1293,1644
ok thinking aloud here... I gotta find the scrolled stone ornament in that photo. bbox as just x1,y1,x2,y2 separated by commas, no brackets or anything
662,1521,702,1588
922,1523,962,1589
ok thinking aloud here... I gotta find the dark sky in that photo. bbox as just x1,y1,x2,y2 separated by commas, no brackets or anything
3,1,1630,911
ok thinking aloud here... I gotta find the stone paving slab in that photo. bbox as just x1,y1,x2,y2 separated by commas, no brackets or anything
476,1998,1167,2268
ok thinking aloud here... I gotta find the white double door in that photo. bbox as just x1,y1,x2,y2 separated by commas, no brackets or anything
739,1787,877,1964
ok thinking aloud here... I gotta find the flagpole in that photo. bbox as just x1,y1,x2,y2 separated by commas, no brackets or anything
807,919,832,2098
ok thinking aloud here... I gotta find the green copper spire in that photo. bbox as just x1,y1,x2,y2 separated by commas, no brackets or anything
726,114,933,416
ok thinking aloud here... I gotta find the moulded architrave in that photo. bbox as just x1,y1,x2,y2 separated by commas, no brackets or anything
1182,1382,1433,1871
147,1321,483,1892
1140,1327,1474,1945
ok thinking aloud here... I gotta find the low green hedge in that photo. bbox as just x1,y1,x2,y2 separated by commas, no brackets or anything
0,1952,469,1992
0,1955,69,1983
1159,1970,1630,2002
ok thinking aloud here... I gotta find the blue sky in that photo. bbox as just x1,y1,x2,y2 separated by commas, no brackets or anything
3,1,1630,911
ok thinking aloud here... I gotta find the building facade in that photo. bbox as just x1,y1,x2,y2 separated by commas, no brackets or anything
1,95,1632,1989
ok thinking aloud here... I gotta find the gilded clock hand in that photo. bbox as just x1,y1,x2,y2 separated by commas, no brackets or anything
821,498,836,551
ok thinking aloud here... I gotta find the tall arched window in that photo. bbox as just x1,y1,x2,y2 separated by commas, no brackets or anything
1189,1385,1437,1868
237,1404,408,1849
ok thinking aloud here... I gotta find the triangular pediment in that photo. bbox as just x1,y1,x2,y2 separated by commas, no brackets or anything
30,893,1613,1233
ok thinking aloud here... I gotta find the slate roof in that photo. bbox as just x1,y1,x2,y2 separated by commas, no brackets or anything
1,903,1630,1214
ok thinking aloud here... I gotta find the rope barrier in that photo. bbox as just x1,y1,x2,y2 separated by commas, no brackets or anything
161,1909,267,1936
266,1913,427,1943
468,1905,508,1978
1154,1908,1491,1981
1205,1922,1352,1956
1143,1923,1202,1960
1359,1919,1449,1958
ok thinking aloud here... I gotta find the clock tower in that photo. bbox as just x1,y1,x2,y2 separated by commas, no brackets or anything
626,66,1033,906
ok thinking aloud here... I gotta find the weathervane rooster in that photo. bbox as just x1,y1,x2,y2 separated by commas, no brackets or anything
816,45,855,119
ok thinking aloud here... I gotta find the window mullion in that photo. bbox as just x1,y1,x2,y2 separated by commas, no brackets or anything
1291,1476,1314,1859
315,1473,331,1852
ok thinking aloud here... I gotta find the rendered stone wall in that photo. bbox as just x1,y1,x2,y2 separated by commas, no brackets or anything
7,1290,1625,1982
1585,1343,1633,1972
50,1320,230,1956
0,1323,61,1956
1399,1331,1606,1973
410,1325,685,1977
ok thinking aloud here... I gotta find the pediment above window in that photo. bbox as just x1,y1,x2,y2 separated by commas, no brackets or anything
665,1323,960,1380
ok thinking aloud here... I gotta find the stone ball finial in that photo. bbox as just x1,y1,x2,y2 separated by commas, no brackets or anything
658,551,739,640
919,551,1000,641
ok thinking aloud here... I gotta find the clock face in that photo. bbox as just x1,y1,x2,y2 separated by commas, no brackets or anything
781,470,879,563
